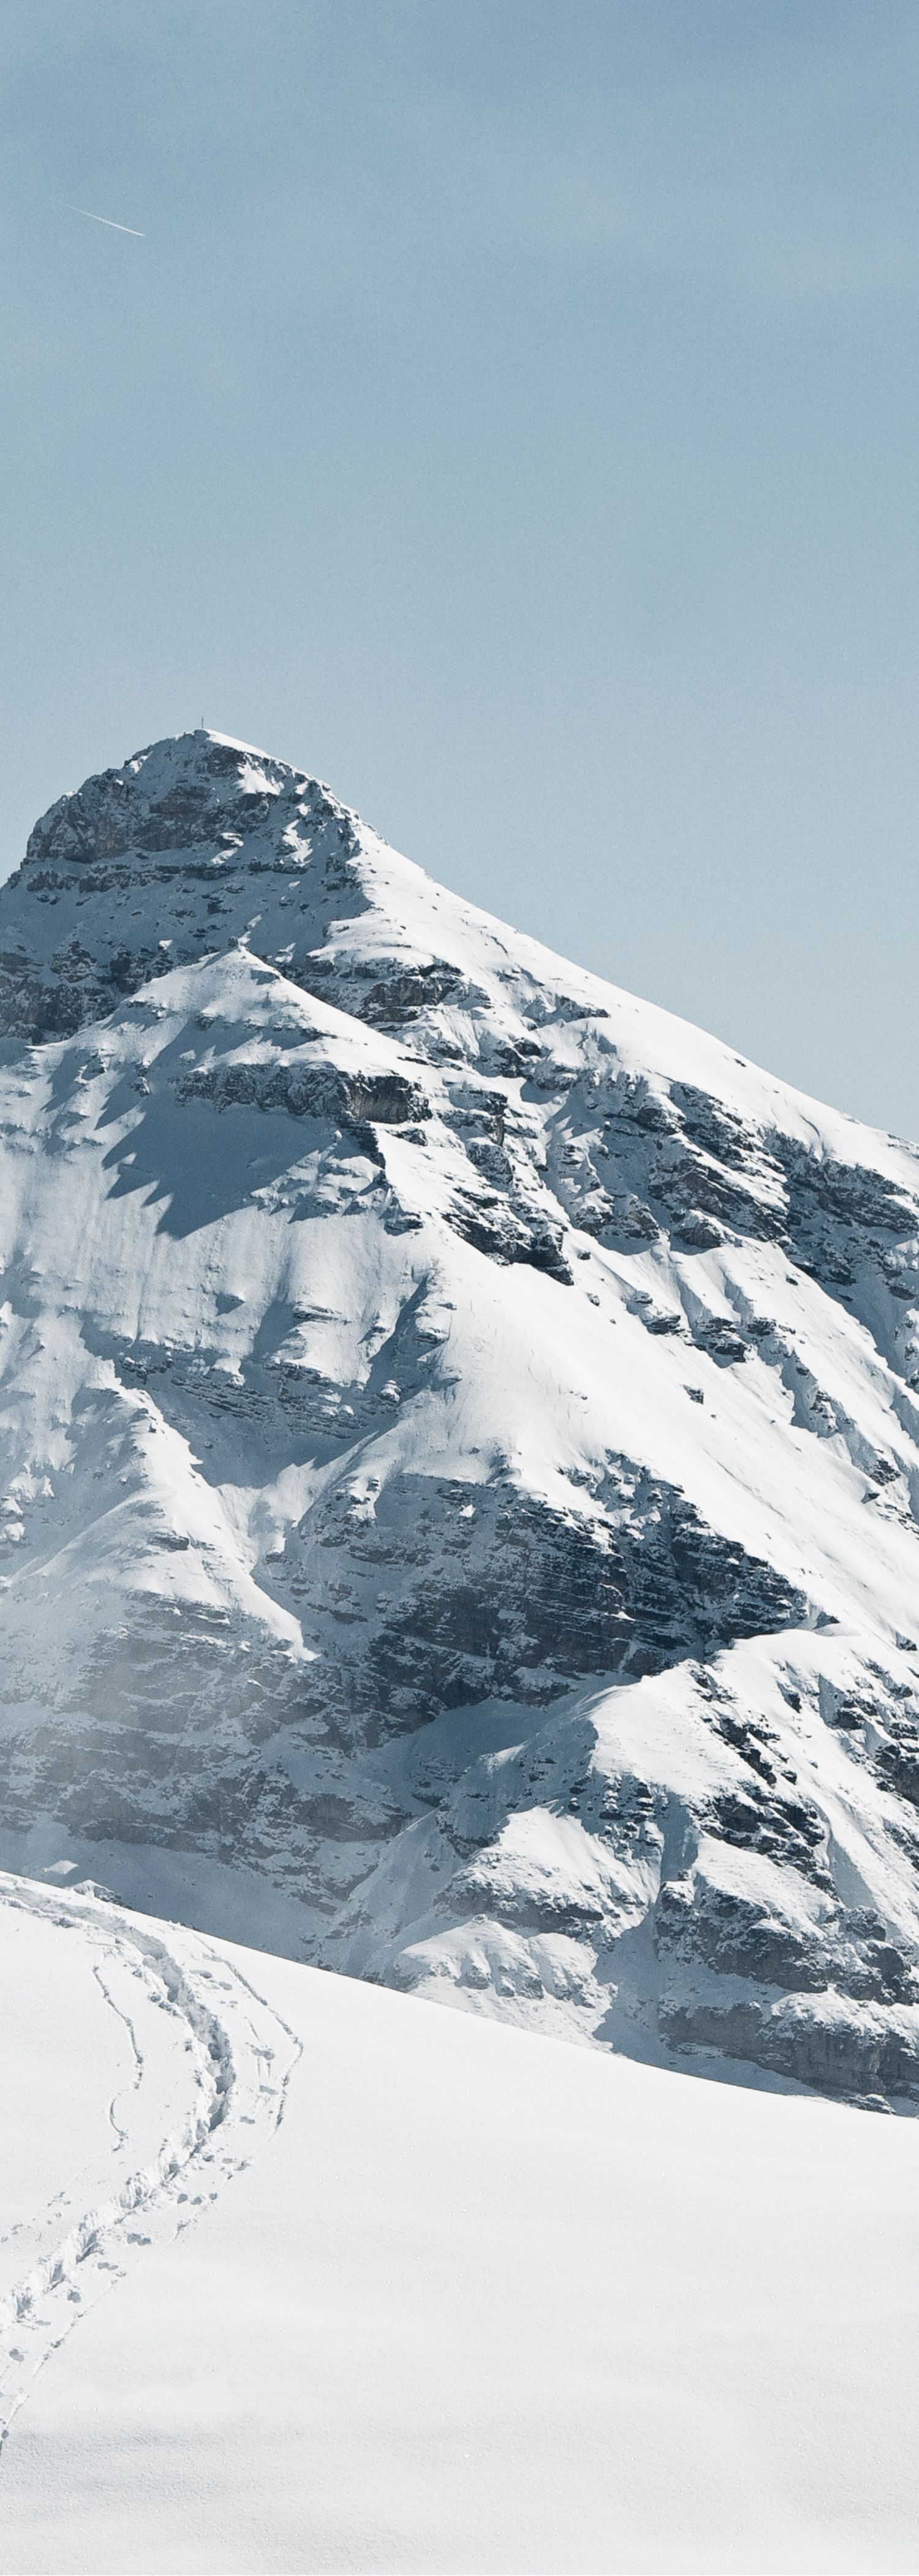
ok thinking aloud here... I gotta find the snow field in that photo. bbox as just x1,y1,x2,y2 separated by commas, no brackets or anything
0,1877,917,2574
0,1876,299,2460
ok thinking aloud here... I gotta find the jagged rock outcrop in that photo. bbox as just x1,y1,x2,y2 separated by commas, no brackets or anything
4,727,919,2105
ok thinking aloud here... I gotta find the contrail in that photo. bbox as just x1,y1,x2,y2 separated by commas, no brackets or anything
67,205,145,237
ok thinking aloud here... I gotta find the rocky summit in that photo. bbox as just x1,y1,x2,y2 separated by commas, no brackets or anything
4,727,919,2104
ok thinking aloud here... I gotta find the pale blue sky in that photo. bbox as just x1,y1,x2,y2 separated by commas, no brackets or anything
3,2,918,1132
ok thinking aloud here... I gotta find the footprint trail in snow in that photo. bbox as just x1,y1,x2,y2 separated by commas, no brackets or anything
0,1871,301,2448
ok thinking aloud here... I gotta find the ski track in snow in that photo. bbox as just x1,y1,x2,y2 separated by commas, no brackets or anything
0,1872,301,2451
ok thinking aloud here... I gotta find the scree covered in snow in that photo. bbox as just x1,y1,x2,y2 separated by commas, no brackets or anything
4,729,919,2102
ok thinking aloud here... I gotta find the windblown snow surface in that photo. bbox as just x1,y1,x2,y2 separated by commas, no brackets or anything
4,729,919,2106
1,1872,918,2575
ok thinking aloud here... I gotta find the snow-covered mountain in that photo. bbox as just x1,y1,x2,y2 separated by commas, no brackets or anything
4,726,919,2103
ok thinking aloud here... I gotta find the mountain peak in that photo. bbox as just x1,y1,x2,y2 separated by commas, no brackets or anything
0,727,374,1044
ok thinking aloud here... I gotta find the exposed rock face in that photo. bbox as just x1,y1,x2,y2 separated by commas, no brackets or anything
4,727,919,2104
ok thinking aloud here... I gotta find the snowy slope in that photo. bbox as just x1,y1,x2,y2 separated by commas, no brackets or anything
0,1868,298,2461
0,1874,918,2575
4,729,919,2097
